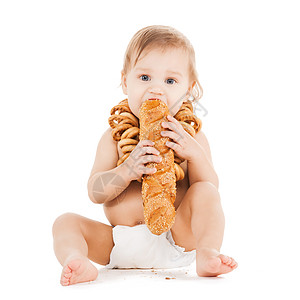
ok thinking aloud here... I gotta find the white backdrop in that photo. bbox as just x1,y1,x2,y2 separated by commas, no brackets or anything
1,0,299,298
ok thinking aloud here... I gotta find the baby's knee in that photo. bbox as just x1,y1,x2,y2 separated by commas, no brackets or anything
190,181,219,197
52,212,80,234
189,182,220,208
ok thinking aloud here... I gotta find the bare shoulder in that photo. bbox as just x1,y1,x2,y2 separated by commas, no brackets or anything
193,130,214,165
88,127,119,179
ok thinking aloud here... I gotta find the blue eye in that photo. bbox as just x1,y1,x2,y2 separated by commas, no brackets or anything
166,78,176,84
139,74,176,84
140,74,150,81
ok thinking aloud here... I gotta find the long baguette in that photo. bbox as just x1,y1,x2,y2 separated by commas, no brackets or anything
139,99,176,235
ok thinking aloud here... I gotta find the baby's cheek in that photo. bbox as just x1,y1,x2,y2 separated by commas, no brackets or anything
127,97,141,117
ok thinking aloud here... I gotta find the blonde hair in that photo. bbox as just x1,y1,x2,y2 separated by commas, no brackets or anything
120,25,203,102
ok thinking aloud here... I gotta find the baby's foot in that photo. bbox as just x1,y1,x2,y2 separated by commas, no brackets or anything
60,256,98,286
196,247,238,277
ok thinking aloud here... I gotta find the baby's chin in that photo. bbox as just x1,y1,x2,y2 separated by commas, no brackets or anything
126,104,138,119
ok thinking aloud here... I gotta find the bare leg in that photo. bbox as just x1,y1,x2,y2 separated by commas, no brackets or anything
52,213,114,285
189,182,238,276
53,219,88,265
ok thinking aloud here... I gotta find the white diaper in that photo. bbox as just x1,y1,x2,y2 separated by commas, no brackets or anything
105,224,196,269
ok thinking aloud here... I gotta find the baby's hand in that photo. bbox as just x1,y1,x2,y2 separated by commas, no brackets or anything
162,115,202,162
123,140,162,182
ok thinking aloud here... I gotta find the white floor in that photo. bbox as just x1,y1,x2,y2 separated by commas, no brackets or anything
2,250,298,300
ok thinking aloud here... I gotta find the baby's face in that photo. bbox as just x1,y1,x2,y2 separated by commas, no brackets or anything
121,47,194,118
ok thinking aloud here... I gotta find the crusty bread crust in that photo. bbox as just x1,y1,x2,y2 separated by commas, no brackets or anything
139,99,177,235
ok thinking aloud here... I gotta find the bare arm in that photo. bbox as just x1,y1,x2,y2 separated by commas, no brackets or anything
87,128,161,204
188,130,219,189
87,163,132,204
87,127,131,204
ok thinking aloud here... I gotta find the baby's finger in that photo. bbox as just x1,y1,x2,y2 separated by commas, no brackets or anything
139,139,154,146
143,146,160,156
167,114,180,124
141,154,162,164
142,166,157,174
133,145,158,159
133,140,154,157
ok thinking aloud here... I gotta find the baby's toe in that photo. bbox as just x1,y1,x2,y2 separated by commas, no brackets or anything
61,277,70,286
64,272,72,279
219,254,231,265
226,257,235,266
227,257,237,267
60,265,73,286
63,265,72,274
231,260,238,268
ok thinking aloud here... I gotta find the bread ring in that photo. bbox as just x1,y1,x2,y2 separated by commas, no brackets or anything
175,102,202,133
176,109,198,126
121,127,139,139
118,138,138,148
120,112,139,127
117,152,130,166
183,101,193,112
174,163,185,181
120,144,136,154
109,114,137,128
182,116,201,132
179,121,196,137
174,155,184,165
111,124,132,141
110,99,131,115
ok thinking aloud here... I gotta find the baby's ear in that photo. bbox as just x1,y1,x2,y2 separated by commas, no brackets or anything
188,80,196,93
121,71,128,95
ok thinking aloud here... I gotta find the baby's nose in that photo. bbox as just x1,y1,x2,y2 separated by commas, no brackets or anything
149,90,163,96
148,84,164,94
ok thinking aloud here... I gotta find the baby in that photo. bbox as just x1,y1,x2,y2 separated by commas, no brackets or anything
52,25,238,286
